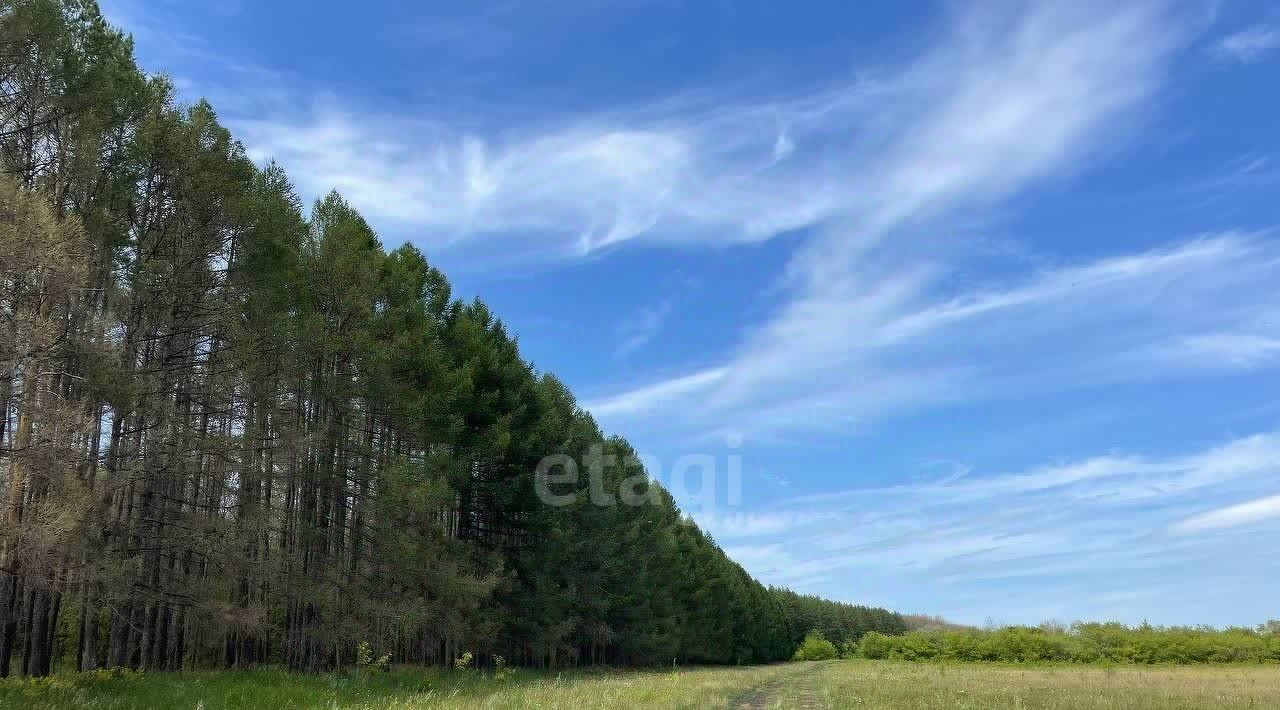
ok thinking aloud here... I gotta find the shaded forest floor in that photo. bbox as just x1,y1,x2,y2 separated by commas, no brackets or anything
3,660,1280,709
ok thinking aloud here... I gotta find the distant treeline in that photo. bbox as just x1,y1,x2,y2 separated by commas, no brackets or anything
0,0,902,677
773,590,908,647
900,613,973,633
852,622,1280,664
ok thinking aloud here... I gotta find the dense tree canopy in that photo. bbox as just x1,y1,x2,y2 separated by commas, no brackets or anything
0,0,904,676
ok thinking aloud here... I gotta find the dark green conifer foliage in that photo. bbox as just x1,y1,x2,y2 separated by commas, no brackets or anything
0,0,904,675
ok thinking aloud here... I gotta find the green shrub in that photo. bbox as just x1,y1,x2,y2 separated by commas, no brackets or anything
852,623,1280,665
792,631,839,661
355,640,392,673
858,632,894,660
493,655,513,682
891,632,943,661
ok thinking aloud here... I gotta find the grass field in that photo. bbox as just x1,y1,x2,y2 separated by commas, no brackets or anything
767,661,1280,709
0,664,789,710
2,660,1278,709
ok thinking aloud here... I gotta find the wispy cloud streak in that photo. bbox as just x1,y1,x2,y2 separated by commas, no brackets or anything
197,4,1188,260
587,233,1280,437
717,431,1280,621
582,2,1220,437
1174,493,1280,532
1213,24,1280,63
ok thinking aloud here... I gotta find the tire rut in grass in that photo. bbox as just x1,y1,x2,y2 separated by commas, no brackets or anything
728,662,828,710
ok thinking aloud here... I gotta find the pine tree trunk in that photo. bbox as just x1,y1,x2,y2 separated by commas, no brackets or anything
25,587,50,677
78,588,98,672
106,601,132,669
0,574,17,677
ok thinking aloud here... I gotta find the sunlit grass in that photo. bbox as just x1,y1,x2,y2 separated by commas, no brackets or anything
0,664,798,710
5,660,1280,709
772,660,1280,710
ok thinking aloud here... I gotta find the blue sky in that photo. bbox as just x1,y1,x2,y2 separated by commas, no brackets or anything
101,0,1280,627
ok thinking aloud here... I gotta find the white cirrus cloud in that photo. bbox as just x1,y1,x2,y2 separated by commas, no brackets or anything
585,366,726,417
111,0,1251,446
716,431,1280,621
1173,493,1280,533
1212,24,1280,63
579,1,1229,438
614,301,673,357
204,3,1192,261
587,233,1280,438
